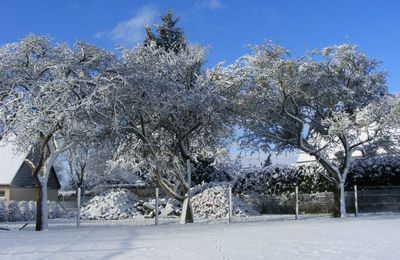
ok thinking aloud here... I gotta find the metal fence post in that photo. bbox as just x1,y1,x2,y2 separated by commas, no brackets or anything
295,186,299,220
77,187,81,228
354,185,358,217
228,185,232,223
155,188,159,226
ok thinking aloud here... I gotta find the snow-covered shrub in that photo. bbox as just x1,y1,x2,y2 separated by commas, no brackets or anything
234,156,400,200
233,165,333,197
347,156,400,187
7,201,23,222
28,201,36,219
48,201,60,219
0,200,64,222
295,164,335,192
232,165,336,213
191,163,233,185
0,200,8,222
191,185,258,219
294,155,400,189
191,149,240,185
19,201,34,221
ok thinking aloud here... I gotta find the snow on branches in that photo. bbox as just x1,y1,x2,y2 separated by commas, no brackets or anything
0,34,116,230
101,42,235,202
232,43,393,217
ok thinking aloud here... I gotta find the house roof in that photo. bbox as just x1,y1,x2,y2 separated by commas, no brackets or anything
296,150,364,164
296,153,317,164
0,138,29,185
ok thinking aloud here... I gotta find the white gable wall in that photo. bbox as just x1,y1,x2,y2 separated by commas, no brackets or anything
0,139,28,185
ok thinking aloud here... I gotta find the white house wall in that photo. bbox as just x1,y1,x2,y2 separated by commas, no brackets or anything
0,139,28,185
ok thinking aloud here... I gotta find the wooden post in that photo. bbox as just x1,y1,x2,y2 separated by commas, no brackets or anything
354,185,358,217
77,187,81,228
155,188,159,226
295,186,299,220
228,185,232,223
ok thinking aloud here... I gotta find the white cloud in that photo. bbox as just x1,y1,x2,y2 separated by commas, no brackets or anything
96,6,158,47
197,0,224,10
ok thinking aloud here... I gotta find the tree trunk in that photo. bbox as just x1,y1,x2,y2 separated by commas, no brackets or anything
35,182,48,231
33,152,55,231
315,158,348,218
180,159,193,224
81,181,85,204
333,180,346,218
180,196,194,224
35,182,43,231
30,133,58,231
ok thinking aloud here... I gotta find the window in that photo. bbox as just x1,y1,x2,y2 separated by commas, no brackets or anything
0,190,5,198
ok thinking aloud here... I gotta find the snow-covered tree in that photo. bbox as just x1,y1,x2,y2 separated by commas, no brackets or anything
61,141,135,193
98,42,234,223
233,43,391,217
63,145,98,196
0,34,116,230
144,10,186,53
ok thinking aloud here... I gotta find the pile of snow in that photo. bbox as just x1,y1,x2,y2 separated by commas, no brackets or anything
135,198,181,218
80,189,138,220
0,200,61,222
80,186,260,221
80,188,181,220
191,185,258,219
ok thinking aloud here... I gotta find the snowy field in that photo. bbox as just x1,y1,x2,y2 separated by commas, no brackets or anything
1,214,400,259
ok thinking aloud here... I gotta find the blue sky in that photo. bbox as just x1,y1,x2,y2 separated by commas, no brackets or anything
1,0,399,166
1,0,399,92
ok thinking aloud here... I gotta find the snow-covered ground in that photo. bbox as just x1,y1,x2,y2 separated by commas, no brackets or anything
1,214,400,259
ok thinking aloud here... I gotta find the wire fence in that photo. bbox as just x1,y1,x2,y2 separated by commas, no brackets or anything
346,186,400,214
3,185,400,230
49,185,400,229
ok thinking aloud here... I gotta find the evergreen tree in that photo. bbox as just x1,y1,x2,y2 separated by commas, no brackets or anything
144,10,186,53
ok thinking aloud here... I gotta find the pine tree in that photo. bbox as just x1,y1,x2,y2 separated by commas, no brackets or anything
144,10,186,53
